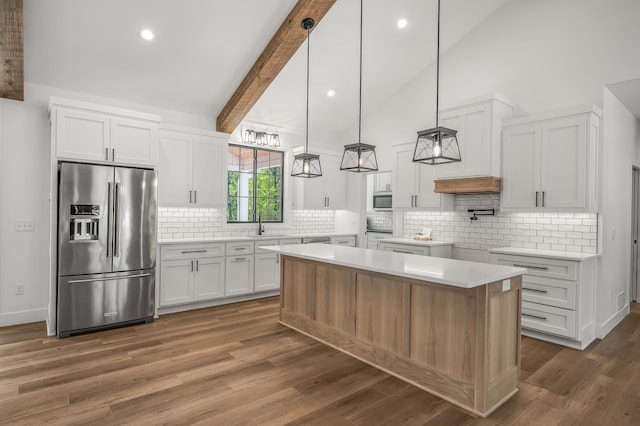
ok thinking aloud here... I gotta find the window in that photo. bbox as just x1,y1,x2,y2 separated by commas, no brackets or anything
227,145,284,223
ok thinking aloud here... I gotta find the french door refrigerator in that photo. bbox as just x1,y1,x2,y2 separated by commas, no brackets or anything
57,162,157,338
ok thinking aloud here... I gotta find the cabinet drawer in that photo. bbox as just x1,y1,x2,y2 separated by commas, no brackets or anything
161,243,225,260
226,241,254,255
522,275,577,310
380,243,427,256
278,238,302,246
331,236,356,246
522,301,577,339
491,254,577,280
255,239,279,254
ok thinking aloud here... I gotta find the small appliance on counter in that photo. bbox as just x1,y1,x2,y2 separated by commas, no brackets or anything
56,162,157,338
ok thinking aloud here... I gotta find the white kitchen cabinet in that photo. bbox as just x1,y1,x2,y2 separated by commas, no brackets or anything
50,97,160,167
436,95,513,179
159,243,226,307
254,238,301,292
330,235,356,247
293,151,346,209
501,107,600,212
374,171,392,192
489,249,597,350
158,125,228,207
225,256,254,296
378,240,452,258
392,143,453,210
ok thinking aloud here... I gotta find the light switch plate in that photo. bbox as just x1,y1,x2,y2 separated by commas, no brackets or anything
502,279,511,292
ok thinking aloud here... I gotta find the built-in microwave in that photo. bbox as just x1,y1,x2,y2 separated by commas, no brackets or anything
373,192,392,210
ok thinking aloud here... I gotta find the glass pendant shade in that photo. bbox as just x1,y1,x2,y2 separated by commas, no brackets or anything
340,142,378,172
413,126,461,165
291,152,322,178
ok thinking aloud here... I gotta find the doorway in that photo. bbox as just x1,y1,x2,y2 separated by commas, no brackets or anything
632,166,640,301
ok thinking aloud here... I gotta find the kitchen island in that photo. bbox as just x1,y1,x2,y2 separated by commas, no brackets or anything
262,244,525,417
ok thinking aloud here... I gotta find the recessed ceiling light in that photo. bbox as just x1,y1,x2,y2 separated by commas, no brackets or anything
397,18,408,29
327,89,336,97
139,29,155,41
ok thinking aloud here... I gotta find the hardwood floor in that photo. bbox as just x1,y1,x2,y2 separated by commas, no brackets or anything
1,298,640,425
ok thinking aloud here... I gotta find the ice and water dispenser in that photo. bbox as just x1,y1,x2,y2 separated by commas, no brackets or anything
69,204,100,241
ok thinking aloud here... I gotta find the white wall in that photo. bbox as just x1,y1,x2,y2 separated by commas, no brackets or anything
597,88,638,337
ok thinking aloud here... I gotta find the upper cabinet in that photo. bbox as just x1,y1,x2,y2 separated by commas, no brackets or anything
158,125,229,207
501,107,600,212
50,97,160,168
436,94,513,179
374,171,392,192
392,143,453,210
292,150,346,210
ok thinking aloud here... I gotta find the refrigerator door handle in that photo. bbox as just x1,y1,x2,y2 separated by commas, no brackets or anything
106,182,113,258
68,272,152,284
114,183,121,257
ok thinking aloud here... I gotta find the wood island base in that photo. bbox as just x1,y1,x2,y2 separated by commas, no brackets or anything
279,255,522,417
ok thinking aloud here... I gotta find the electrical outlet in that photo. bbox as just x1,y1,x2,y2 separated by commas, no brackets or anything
15,221,35,232
617,292,625,310
15,283,24,295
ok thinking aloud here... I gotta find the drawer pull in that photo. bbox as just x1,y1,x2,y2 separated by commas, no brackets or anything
181,250,207,254
523,287,548,294
235,257,247,261
234,247,246,251
522,312,547,321
392,249,414,254
513,264,549,270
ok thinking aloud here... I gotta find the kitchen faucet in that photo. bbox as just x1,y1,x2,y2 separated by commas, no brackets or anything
258,213,265,235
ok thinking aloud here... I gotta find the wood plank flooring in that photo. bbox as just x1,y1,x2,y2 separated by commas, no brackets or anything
1,297,640,425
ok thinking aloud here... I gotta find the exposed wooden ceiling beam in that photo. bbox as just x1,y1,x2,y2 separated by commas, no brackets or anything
216,0,336,134
0,0,24,101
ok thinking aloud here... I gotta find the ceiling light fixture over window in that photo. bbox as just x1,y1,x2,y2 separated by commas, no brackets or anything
340,0,378,173
242,129,280,148
139,29,155,41
412,0,461,165
291,18,322,178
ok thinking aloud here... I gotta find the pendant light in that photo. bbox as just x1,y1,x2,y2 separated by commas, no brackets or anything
291,17,322,178
340,0,378,173
412,0,461,165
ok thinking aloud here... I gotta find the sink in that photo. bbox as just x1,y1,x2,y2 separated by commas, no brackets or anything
254,234,289,238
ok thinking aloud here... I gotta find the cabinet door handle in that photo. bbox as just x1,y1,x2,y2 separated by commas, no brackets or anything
513,264,549,270
523,287,548,294
112,148,115,161
181,249,207,254
535,191,539,207
522,312,547,321
542,191,546,207
276,254,280,264
105,147,109,161
194,190,197,204
195,260,199,272
189,190,193,204
190,260,194,272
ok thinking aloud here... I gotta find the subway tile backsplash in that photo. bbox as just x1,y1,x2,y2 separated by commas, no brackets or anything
158,208,335,240
403,194,598,254
366,211,393,230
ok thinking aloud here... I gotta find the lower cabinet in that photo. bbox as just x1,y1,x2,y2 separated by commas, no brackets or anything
254,253,279,292
330,235,356,247
489,249,597,350
225,249,255,296
378,241,452,258
160,242,226,307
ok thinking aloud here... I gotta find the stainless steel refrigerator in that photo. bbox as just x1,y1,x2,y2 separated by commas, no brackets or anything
57,162,157,338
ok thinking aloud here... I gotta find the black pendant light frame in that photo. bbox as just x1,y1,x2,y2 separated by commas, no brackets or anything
292,17,323,178
340,0,379,173
412,0,462,165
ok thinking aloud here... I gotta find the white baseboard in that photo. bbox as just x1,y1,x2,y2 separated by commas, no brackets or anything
0,308,48,328
597,304,630,339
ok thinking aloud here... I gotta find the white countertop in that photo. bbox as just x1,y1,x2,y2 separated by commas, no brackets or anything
489,247,599,261
158,233,355,245
377,238,453,247
262,244,525,289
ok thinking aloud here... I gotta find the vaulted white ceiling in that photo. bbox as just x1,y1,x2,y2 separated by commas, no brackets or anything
24,0,510,142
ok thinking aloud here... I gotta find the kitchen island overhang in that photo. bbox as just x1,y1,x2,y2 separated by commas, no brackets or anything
263,244,526,417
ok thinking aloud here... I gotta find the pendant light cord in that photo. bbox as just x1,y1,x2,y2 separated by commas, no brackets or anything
358,0,363,144
435,0,440,127
305,25,311,154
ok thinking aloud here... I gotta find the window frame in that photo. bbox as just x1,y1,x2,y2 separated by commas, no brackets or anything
227,144,284,224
